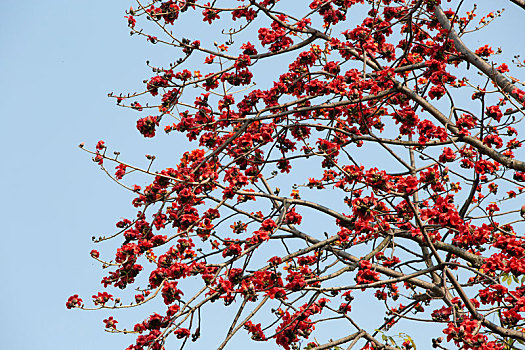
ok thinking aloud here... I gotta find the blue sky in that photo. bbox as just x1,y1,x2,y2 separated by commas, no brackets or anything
1,1,157,349
1,1,524,350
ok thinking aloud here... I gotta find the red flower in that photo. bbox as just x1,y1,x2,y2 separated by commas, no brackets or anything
115,164,127,180
439,147,456,163
161,281,183,305
124,15,136,28
475,45,494,57
96,140,105,150
244,321,266,341
428,85,446,100
338,303,352,313
202,3,220,24
174,328,190,338
497,63,509,73
103,316,118,329
356,260,380,285
92,292,113,305
66,294,82,309
136,116,159,138
486,105,503,122
284,208,302,225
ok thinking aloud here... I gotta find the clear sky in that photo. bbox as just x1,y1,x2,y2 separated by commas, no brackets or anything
1,1,524,350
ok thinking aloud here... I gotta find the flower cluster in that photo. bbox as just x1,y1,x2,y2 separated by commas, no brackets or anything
70,1,525,350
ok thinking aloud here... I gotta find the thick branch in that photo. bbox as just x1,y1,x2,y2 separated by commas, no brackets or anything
510,0,525,10
434,6,524,103
289,229,445,298
394,231,484,267
396,81,525,171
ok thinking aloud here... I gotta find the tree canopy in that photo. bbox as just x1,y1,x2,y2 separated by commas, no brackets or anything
69,1,525,349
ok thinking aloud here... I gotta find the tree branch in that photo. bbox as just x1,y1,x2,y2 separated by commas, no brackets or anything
434,5,524,103
510,0,525,10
